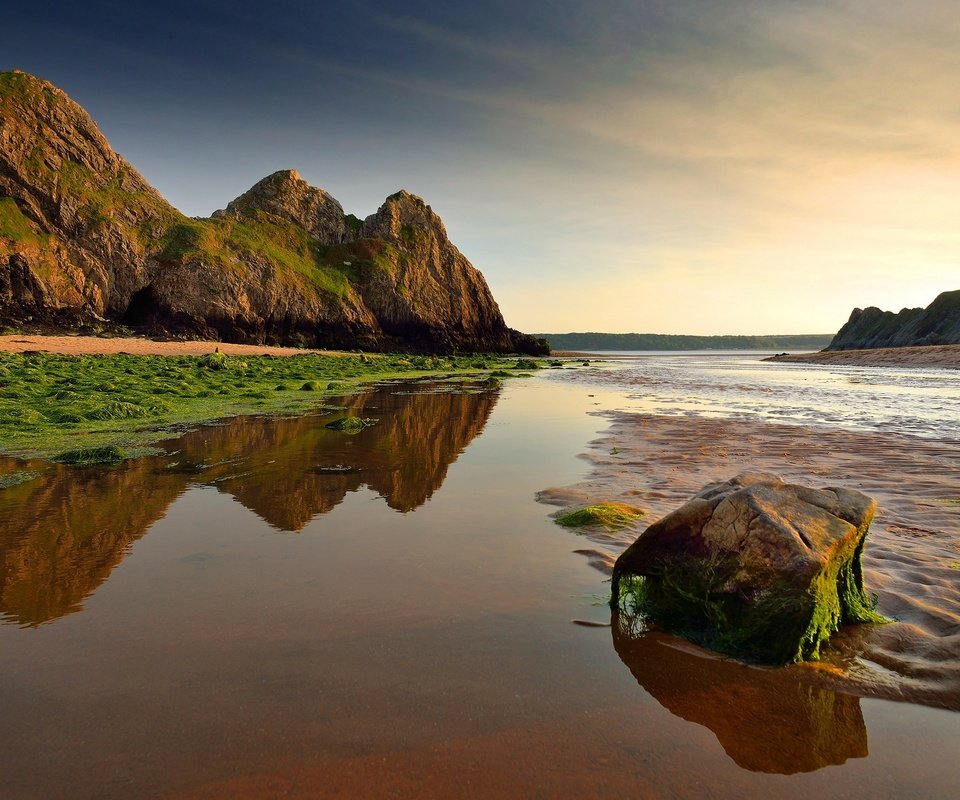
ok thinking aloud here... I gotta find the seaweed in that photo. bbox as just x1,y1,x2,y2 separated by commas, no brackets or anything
556,503,645,531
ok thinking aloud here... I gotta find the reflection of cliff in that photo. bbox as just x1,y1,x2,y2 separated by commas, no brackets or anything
177,387,499,530
612,614,868,774
0,461,183,626
0,384,498,625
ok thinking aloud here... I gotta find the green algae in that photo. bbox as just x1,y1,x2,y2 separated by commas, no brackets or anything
0,470,39,489
324,416,377,433
54,445,125,466
0,351,531,461
611,539,889,665
556,503,645,531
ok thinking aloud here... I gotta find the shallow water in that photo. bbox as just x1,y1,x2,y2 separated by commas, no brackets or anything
0,374,957,798
555,351,960,440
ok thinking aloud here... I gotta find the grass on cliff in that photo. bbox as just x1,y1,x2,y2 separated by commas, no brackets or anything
0,351,544,462
0,197,48,245
157,214,399,298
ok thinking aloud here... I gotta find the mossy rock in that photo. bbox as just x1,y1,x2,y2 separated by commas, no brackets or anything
513,359,539,370
300,380,324,391
324,416,377,433
53,445,125,466
556,503,645,531
198,350,229,370
610,472,889,665
0,470,39,489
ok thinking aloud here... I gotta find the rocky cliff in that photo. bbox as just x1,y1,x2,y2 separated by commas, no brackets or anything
0,70,546,354
828,290,960,350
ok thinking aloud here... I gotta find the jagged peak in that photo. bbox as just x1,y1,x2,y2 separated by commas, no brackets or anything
385,189,427,206
216,170,347,243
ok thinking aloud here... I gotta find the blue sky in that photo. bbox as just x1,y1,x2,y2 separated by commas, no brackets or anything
5,1,959,333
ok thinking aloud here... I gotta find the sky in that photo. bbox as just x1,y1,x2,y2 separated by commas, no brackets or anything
4,0,959,334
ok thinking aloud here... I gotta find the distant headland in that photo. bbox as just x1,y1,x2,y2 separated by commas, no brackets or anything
540,332,833,352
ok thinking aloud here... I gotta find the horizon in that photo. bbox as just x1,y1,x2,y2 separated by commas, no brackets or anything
3,1,958,335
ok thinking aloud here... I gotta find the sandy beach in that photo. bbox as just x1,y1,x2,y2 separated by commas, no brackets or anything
0,334,340,357
765,344,960,369
539,413,960,710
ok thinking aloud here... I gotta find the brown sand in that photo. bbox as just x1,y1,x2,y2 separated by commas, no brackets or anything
539,414,960,709
0,334,341,357
765,344,960,369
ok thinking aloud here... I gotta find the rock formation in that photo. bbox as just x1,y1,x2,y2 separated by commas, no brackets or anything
610,471,887,664
0,70,547,354
828,289,960,350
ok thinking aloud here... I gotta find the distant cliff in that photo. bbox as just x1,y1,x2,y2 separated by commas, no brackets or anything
827,290,960,350
540,332,833,352
0,70,546,354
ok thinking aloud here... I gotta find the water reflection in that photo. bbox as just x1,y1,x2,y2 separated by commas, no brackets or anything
612,613,869,774
0,382,499,626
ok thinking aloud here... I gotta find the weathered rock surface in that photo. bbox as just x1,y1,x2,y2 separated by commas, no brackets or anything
0,70,547,354
828,290,960,350
610,471,886,664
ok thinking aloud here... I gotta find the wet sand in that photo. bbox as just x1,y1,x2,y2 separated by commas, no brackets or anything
765,344,960,369
2,375,958,798
0,334,340,357
539,414,960,709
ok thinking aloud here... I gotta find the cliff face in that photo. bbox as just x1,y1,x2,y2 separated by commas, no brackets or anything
828,290,960,350
0,71,546,354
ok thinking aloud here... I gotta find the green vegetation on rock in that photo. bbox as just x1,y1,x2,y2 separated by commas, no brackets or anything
324,416,378,433
556,503,645,531
0,469,38,489
609,474,890,665
0,197,47,245
53,446,125,466
613,549,888,664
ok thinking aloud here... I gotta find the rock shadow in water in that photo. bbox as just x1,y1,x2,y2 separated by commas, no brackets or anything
611,611,869,774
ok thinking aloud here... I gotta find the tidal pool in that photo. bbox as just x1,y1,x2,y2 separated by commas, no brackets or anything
0,376,957,799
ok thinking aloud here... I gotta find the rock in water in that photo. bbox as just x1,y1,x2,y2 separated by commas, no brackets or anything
610,471,887,664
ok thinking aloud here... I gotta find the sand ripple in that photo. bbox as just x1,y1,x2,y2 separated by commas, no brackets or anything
539,414,960,709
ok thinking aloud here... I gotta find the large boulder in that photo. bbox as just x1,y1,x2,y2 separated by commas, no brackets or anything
610,472,886,664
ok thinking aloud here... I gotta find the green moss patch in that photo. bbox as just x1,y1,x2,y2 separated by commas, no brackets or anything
556,503,645,531
54,445,125,466
325,416,377,433
0,470,39,489
0,350,521,461
0,197,47,245
612,546,889,665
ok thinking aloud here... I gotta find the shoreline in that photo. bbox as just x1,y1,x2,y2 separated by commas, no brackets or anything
0,334,343,357
0,343,540,461
765,343,960,369
539,412,960,710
